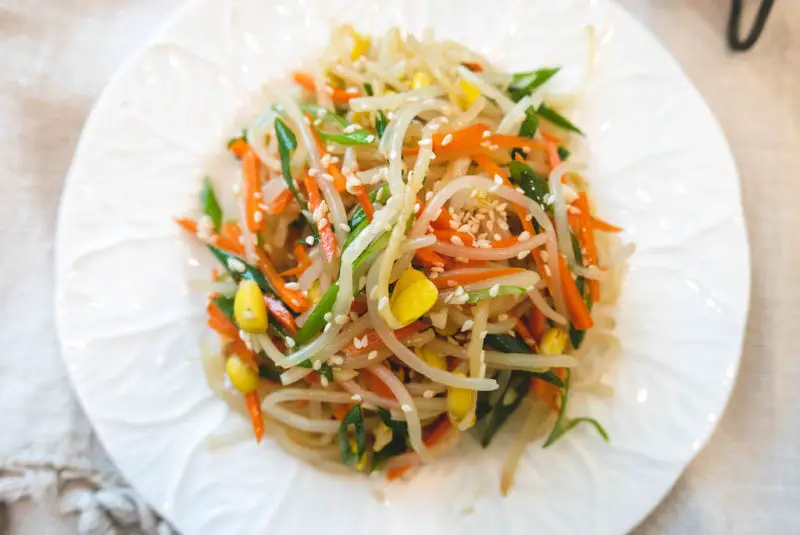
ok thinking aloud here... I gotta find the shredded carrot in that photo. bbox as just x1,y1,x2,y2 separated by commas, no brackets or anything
293,72,360,103
433,228,474,247
224,339,257,368
387,464,414,481
333,403,354,421
264,295,298,335
531,367,566,411
488,134,548,153
279,244,312,277
211,267,220,281
423,416,452,446
432,267,522,289
343,321,430,357
430,205,453,230
462,62,484,72
591,216,623,233
514,319,538,351
229,138,249,159
528,307,546,344
354,184,375,221
403,123,491,157
573,192,599,301
306,112,349,193
414,247,449,269
245,391,265,442
242,149,265,233
559,254,593,330
303,173,338,262
207,300,239,339
266,188,294,215
490,236,519,248
362,370,396,400
254,248,310,313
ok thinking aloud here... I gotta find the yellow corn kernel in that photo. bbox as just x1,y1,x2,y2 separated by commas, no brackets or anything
411,71,434,89
390,268,427,307
458,79,481,109
540,327,568,355
415,346,446,371
447,372,475,426
226,355,260,394
233,280,268,333
390,277,439,326
350,31,371,61
372,422,393,452
308,280,322,304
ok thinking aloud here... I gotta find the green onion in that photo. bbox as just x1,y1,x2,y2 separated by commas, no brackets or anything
538,104,583,135
200,176,223,232
508,160,550,210
302,103,376,146
338,405,366,466
557,146,570,161
466,286,527,304
481,372,530,447
298,359,334,381
507,67,560,102
543,369,609,447
363,83,388,138
274,118,308,209
483,334,564,387
208,245,273,294
293,283,339,345
569,235,593,349
518,106,539,138
343,184,390,250
371,409,410,472
257,363,282,382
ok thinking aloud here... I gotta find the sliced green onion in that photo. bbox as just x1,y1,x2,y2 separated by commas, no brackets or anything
507,67,560,102
200,176,223,231
338,405,366,465
538,104,583,135
543,369,609,447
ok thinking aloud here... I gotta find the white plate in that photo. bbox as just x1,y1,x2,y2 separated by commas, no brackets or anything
55,0,750,533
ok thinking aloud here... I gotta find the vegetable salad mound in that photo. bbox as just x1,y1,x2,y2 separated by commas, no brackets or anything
177,25,632,495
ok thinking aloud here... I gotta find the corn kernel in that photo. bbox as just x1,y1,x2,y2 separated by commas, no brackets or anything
415,346,446,370
458,79,481,109
308,280,322,304
411,71,433,89
390,269,426,307
350,30,371,61
447,372,475,427
226,355,260,393
540,327,568,355
233,280,268,333
373,422,393,452
390,274,438,326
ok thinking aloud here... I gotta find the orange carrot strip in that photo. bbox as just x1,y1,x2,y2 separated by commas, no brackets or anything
207,300,239,339
266,188,294,215
327,162,348,193
387,464,414,481
254,248,310,313
559,254,593,330
528,307,546,344
531,367,566,411
432,268,522,289
294,243,310,265
354,185,375,221
343,321,430,357
245,391,265,442
434,228,474,247
491,236,519,248
423,416,452,446
293,72,360,103
462,62,484,72
333,403,354,421
430,206,453,230
591,216,623,233
229,138,249,159
224,339,257,368
264,295,298,335
574,193,599,301
242,149,265,233
362,371,396,400
514,319,538,352
488,134,548,153
303,173,338,262
414,247,449,269
403,123,491,157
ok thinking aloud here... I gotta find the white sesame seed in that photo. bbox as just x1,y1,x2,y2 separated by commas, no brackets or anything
324,312,333,322
226,257,246,273
353,337,363,350
418,138,432,147
489,284,500,297
544,264,552,276
425,191,434,201
517,250,529,259
450,236,464,246
339,222,351,232
423,390,435,399
334,314,349,325
308,167,320,177
493,175,504,185
482,130,492,138
331,355,345,366
313,360,322,370
519,231,531,241
284,282,299,290
342,124,360,133
461,319,474,332
317,217,329,228
368,350,379,360
242,310,255,320
401,404,412,413
540,250,550,262
320,376,329,387
378,296,390,310
414,203,420,213
351,394,363,402
346,86,359,95
285,337,296,348
305,236,315,245
441,133,454,146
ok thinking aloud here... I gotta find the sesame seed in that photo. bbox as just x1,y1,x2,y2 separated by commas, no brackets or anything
308,167,320,177
324,312,333,322
346,86,359,95
367,350,379,360
379,296,390,310
242,310,255,319
544,264,552,276
540,250,549,262
519,231,531,241
450,236,464,246
401,404,413,413
226,257,246,273
489,284,500,297
334,314,349,325
305,236,315,245
285,282,299,290
482,130,492,138
313,360,322,370
418,138,432,147
423,390,435,399
285,337,296,348
317,217,329,228
461,319,474,332
414,203,420,213
320,376,329,387
339,222,351,232
441,133,453,146
425,191,434,201
351,394,363,402
493,175,504,185
342,125,360,134
331,355,345,366
353,337,363,349
517,250,529,259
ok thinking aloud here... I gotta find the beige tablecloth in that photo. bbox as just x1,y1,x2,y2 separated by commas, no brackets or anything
1,0,797,533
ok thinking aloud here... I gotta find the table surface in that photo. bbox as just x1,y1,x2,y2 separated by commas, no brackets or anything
1,0,798,533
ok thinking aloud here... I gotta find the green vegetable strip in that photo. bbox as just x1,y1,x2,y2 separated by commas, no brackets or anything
543,369,609,447
208,245,273,294
481,374,530,447
200,176,223,231
483,334,564,387
370,409,410,472
466,286,527,304
508,160,550,210
507,67,560,102
298,359,334,381
363,83,388,138
338,405,366,465
293,283,339,345
538,104,584,135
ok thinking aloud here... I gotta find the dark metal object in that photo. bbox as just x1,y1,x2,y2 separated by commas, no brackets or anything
728,0,775,51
